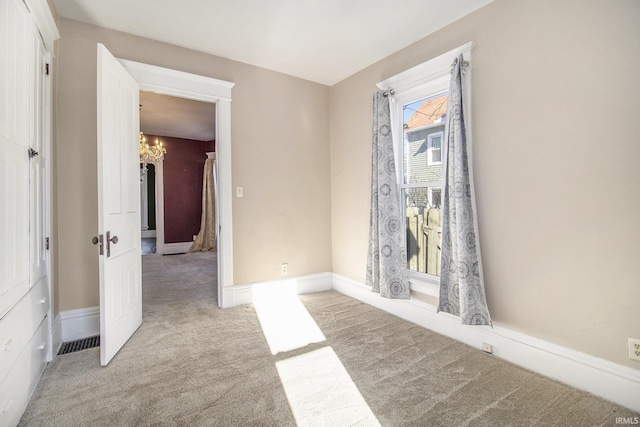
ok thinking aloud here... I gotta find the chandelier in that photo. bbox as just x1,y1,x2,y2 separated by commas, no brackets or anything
139,132,166,172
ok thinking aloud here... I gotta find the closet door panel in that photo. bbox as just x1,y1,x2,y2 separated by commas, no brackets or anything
0,0,32,319
30,30,47,289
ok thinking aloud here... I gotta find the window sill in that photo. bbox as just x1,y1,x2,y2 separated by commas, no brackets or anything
407,272,439,297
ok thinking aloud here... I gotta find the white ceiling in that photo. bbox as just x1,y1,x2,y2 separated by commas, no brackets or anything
139,92,216,142
52,0,494,86
54,0,493,141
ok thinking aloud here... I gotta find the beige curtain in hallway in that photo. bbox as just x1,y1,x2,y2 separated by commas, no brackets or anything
190,158,216,252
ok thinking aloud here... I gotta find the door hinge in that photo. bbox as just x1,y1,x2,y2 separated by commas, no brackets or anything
45,63,50,75
28,147,39,158
45,237,50,250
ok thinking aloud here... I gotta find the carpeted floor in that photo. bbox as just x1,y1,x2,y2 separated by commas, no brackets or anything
19,252,639,426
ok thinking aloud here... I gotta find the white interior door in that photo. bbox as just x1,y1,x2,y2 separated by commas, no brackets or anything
97,44,142,366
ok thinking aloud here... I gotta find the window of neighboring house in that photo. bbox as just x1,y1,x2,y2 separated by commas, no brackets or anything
427,132,443,165
377,41,474,295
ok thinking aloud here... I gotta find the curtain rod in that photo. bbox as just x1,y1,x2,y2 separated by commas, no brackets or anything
383,58,470,97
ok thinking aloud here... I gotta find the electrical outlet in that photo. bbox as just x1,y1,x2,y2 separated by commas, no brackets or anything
481,342,493,354
629,338,640,361
281,263,288,275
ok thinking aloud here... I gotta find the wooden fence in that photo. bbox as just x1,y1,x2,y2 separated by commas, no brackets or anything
406,207,442,276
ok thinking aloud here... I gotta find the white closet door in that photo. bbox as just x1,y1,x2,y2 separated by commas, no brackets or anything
29,20,48,292
0,0,32,318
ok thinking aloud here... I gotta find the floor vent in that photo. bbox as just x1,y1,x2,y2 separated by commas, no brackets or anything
58,336,100,355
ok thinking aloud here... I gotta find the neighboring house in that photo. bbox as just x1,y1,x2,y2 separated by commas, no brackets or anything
404,94,447,209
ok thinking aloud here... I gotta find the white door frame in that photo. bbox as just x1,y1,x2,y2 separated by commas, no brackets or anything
154,159,165,255
140,167,149,233
119,59,234,308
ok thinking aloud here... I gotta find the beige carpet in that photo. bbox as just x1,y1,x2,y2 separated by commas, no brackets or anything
19,252,638,426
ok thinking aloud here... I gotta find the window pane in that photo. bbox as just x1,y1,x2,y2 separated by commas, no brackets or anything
431,135,441,148
427,133,443,165
403,93,447,184
431,148,441,164
404,188,442,276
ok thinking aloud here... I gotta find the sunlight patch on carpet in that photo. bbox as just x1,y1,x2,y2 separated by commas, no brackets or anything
276,346,381,426
253,280,326,354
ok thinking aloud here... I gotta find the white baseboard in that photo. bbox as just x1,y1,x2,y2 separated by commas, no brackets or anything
160,242,192,255
51,271,640,412
227,272,333,308
59,306,100,342
332,273,640,413
141,230,156,238
50,313,63,360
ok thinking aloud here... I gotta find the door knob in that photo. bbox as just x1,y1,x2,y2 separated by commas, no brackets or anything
106,231,118,257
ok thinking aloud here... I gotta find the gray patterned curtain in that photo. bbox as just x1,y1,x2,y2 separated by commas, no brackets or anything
437,56,491,325
366,92,409,299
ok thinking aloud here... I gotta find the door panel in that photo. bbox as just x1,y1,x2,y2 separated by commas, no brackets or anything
30,24,47,290
0,0,32,318
97,44,142,366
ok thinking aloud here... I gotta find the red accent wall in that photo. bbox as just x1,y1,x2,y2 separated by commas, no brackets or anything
154,135,210,244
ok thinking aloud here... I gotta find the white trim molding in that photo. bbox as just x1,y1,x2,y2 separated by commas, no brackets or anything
227,272,333,308
50,313,63,358
116,58,235,308
24,0,60,53
141,230,156,238
377,41,474,96
119,59,234,102
162,242,193,255
154,160,166,255
332,273,640,413
59,306,100,342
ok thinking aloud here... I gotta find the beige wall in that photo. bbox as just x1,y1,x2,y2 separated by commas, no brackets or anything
53,1,640,369
55,18,332,311
330,0,640,368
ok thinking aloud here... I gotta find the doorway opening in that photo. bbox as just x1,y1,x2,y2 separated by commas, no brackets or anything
139,91,216,258
118,57,234,309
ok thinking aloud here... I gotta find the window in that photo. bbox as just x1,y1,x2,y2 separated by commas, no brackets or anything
427,132,443,165
400,91,447,277
376,42,474,293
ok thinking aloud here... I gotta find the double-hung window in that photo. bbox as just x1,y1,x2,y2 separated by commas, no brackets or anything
377,42,473,295
396,87,448,281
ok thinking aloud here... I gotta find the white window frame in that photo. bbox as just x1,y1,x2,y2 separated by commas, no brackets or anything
427,131,443,165
376,42,474,297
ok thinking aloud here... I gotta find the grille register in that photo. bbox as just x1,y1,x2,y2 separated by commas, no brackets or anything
58,336,100,355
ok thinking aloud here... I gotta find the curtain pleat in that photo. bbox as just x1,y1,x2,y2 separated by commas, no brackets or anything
366,92,409,299
437,56,491,325
190,158,216,252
